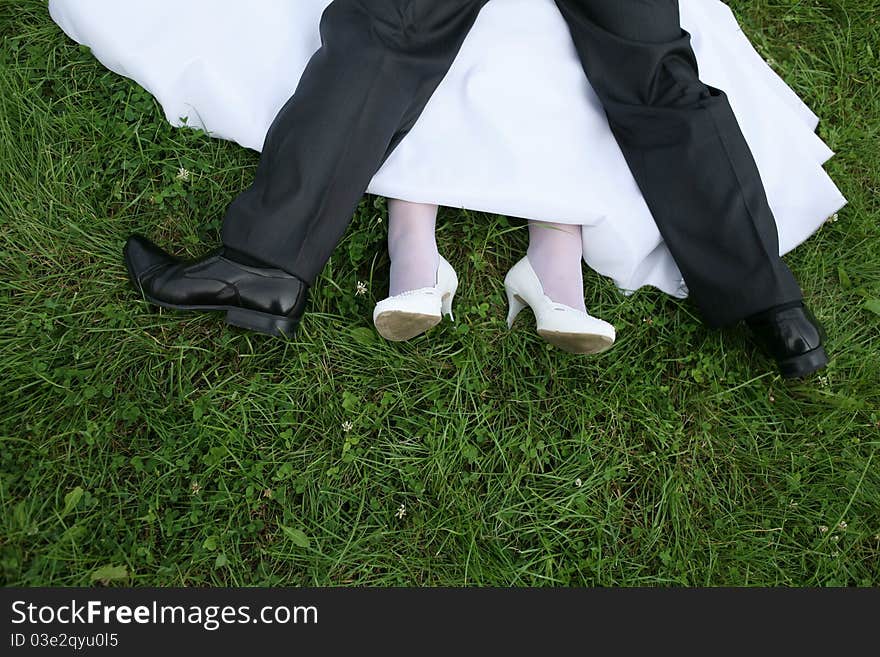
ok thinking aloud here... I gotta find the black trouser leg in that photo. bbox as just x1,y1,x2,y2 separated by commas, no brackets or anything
554,0,803,327
221,0,487,284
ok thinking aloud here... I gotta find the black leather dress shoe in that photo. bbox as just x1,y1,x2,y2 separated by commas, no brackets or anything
123,234,309,337
746,303,828,379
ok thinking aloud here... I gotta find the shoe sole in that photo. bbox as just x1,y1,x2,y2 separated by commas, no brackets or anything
779,346,828,379
123,247,298,338
538,329,615,355
374,310,441,342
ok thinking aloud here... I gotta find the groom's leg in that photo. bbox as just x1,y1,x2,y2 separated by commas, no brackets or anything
554,0,803,327
221,0,488,284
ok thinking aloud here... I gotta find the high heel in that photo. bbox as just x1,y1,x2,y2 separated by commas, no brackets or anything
441,288,455,322
373,255,458,341
505,287,527,328
503,256,615,354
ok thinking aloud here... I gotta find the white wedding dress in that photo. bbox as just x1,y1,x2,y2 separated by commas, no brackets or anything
49,0,846,298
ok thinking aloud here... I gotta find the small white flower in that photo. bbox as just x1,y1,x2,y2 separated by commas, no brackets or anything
819,375,830,388
190,481,201,495
356,281,367,296
574,478,583,488
831,534,840,542
176,167,191,182
262,488,273,499
838,520,848,530
396,503,406,519
342,420,354,432
818,525,829,533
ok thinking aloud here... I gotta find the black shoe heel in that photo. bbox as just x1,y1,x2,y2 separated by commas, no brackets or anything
225,308,297,338
779,346,828,379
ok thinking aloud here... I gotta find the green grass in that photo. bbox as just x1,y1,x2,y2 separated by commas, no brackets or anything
1,0,878,587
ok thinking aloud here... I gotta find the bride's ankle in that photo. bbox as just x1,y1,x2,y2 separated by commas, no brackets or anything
525,252,587,313
388,249,440,296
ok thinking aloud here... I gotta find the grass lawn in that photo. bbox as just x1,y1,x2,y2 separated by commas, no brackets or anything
1,0,878,587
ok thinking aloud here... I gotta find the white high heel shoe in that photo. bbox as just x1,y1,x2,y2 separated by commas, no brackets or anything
373,255,458,341
503,256,615,354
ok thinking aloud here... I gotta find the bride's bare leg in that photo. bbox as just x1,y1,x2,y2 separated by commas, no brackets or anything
387,199,440,296
526,221,587,313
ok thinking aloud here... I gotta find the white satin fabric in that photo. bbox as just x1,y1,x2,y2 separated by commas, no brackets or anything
49,0,846,297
